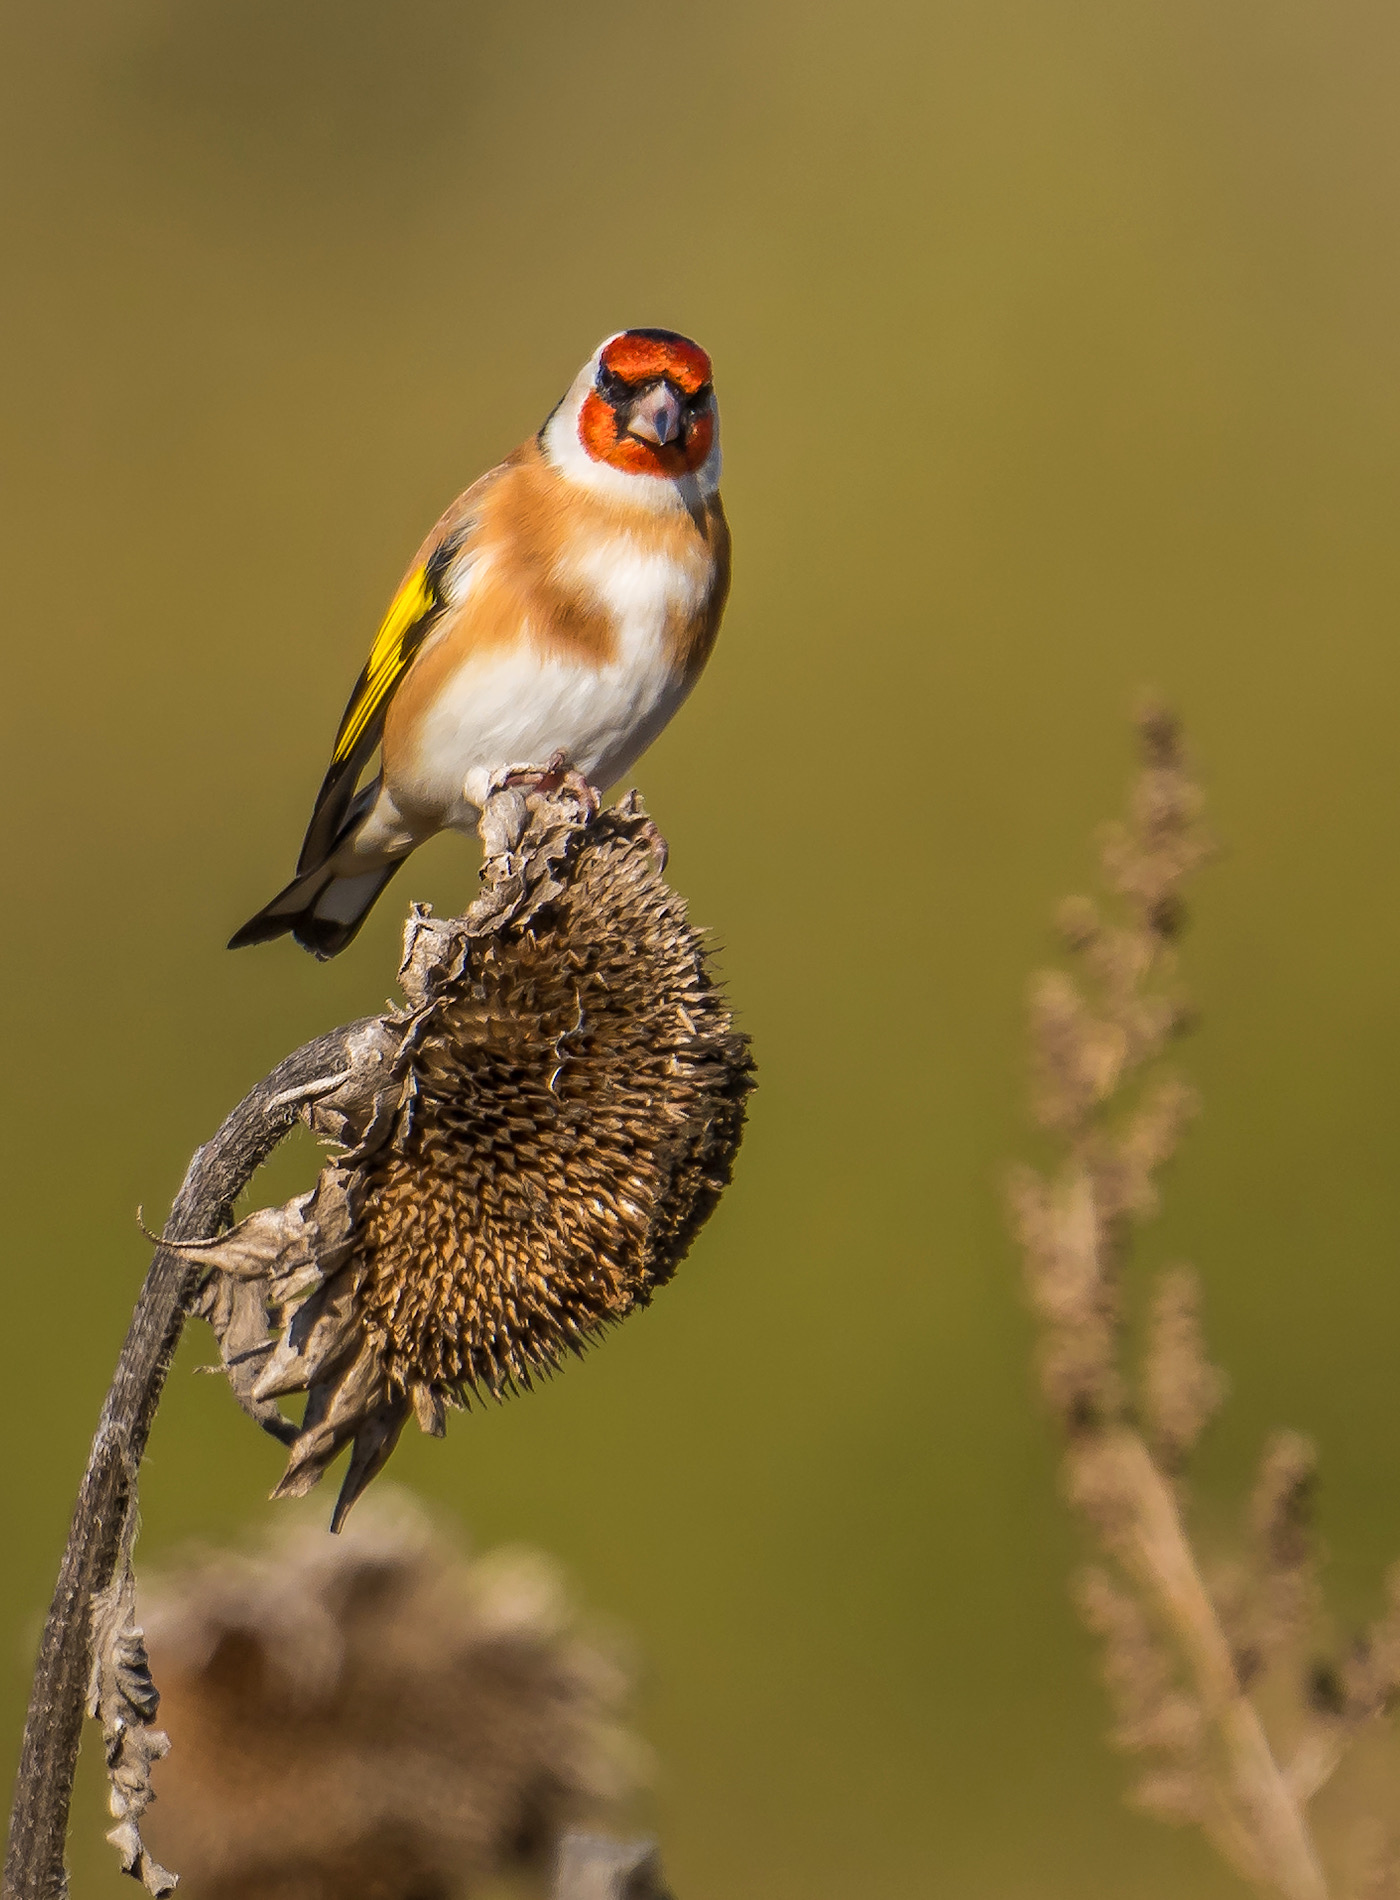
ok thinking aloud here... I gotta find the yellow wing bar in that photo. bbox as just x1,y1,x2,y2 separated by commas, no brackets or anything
331,563,438,766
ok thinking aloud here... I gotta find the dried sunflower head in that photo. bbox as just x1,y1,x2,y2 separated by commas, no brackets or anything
139,1494,640,1900
193,786,753,1525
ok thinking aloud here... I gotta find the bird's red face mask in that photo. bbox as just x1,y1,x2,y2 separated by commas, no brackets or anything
578,330,716,478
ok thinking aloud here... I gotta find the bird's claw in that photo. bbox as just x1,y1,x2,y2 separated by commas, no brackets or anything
634,814,669,874
487,752,601,820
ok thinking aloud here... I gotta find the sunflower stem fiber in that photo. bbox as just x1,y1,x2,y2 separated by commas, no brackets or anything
1,1020,380,1900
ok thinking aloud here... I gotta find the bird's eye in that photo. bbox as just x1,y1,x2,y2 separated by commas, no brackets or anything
596,365,630,406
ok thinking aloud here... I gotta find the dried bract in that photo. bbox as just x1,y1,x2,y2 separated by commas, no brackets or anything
89,1519,175,1898
1247,1431,1320,1667
1144,1266,1226,1476
1075,1567,1204,1796
192,786,753,1525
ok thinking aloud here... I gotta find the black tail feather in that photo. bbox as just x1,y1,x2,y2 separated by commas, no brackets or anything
228,860,405,960
230,781,404,959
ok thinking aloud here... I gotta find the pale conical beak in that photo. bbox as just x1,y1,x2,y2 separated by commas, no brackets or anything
625,382,684,447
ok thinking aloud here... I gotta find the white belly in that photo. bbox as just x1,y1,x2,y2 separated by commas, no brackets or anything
389,542,700,833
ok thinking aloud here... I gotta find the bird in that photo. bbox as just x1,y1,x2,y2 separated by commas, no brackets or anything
230,328,729,959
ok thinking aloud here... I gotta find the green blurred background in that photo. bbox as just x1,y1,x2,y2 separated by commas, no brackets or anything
4,1,1400,1894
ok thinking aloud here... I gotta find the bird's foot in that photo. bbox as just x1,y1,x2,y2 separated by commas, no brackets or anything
488,751,601,820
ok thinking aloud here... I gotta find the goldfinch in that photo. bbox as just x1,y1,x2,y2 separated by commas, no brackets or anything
230,328,729,959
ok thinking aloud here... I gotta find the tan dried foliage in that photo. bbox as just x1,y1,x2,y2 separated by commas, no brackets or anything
139,1495,640,1900
188,785,753,1527
1010,708,1400,1900
1145,1266,1226,1477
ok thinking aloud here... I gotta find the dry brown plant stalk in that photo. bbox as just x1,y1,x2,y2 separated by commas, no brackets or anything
4,781,750,1900
1010,709,1400,1900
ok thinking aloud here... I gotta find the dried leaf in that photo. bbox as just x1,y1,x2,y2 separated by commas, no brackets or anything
89,1522,177,1895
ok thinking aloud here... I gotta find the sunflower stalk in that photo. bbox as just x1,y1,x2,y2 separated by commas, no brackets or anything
2,1016,388,1900
3,781,750,1900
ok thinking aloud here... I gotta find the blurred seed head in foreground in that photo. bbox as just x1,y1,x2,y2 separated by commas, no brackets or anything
138,1493,642,1900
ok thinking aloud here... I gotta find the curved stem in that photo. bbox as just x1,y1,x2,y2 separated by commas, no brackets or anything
2,1021,377,1900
